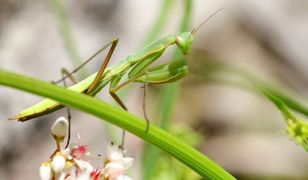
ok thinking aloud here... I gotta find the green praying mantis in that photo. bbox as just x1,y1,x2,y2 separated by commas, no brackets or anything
10,8,223,147
10,35,189,120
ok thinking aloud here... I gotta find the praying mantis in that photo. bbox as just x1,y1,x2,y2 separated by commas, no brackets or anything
10,35,189,120
10,9,223,146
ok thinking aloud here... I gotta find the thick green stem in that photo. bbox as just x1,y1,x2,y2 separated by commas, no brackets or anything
0,69,235,179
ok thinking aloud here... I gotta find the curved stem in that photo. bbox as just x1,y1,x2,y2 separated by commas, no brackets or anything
0,69,235,179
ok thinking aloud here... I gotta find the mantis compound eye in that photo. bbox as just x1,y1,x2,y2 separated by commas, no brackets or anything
175,32,194,55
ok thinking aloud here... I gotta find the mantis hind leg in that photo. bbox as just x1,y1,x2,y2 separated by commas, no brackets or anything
59,68,76,149
53,38,119,85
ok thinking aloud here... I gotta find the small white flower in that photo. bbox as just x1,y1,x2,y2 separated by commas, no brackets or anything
51,153,66,173
41,117,136,180
103,158,133,179
51,117,68,141
103,162,125,178
106,143,124,162
39,161,52,180
103,143,134,180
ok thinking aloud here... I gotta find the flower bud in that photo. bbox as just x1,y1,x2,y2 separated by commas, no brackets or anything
51,117,68,142
39,161,52,180
286,118,308,151
51,153,66,173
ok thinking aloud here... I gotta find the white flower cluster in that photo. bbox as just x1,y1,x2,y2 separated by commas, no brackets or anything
40,117,134,180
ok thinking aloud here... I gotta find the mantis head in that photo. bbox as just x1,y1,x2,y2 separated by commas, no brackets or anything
176,8,224,55
175,32,194,55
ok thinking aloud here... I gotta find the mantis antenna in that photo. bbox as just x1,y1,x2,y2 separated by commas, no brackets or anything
190,7,224,36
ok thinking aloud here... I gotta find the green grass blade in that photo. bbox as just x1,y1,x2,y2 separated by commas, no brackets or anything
192,59,308,119
0,69,235,179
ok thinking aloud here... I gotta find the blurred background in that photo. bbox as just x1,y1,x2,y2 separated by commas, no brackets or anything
1,0,308,179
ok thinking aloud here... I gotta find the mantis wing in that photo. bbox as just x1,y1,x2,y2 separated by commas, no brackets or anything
10,73,97,121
